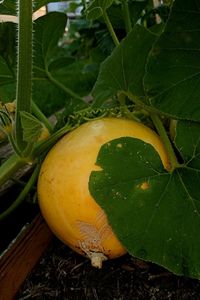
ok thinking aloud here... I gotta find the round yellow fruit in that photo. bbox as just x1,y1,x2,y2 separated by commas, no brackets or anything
37,118,170,268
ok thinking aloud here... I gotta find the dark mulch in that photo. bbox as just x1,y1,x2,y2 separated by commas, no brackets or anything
17,238,200,300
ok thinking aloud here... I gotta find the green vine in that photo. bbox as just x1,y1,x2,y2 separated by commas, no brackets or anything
0,163,40,221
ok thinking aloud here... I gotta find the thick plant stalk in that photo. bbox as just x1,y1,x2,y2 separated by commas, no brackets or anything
15,0,33,151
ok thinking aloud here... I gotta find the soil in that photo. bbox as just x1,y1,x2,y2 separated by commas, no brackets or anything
17,238,200,300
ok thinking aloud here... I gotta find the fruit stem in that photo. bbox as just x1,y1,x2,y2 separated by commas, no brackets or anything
150,113,180,172
90,252,108,269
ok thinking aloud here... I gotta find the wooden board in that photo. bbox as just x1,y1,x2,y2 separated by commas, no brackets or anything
0,213,53,300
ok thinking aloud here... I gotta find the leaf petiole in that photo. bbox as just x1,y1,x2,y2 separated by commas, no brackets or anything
102,10,120,47
150,113,181,172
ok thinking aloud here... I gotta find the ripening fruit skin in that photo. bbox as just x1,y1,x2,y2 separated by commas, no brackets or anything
38,118,170,268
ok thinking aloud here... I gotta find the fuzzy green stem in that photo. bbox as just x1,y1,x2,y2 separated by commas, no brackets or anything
121,0,132,34
31,101,53,132
0,163,40,221
46,69,83,101
15,0,33,151
150,113,180,171
102,10,120,47
0,154,30,187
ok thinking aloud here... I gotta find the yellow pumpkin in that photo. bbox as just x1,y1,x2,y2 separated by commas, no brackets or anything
37,118,170,268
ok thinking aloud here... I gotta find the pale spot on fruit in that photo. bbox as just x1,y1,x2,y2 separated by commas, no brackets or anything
93,165,103,171
140,182,150,190
116,143,123,148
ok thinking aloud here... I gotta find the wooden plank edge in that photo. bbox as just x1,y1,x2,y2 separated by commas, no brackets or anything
0,213,54,300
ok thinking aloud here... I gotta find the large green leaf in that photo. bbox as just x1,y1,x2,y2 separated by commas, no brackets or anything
0,56,14,86
144,0,200,121
33,12,96,112
92,25,157,107
33,12,67,70
51,61,98,95
89,122,200,279
20,111,43,143
0,45,16,101
0,12,69,111
0,13,65,110
129,0,148,25
0,82,15,102
0,12,92,112
0,21,16,61
0,22,16,101
32,80,67,116
33,12,96,94
175,120,200,166
0,0,16,15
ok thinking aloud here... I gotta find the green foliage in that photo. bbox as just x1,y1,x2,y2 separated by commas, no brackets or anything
20,111,43,143
32,12,69,114
0,12,100,114
129,0,149,25
1,0,200,281
92,0,200,121
88,0,200,280
0,0,64,15
0,22,16,101
89,121,200,279
92,25,157,106
0,0,16,15
86,0,114,20
144,0,200,121
33,12,67,69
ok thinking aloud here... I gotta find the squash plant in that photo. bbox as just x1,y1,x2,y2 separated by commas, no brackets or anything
1,0,200,280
